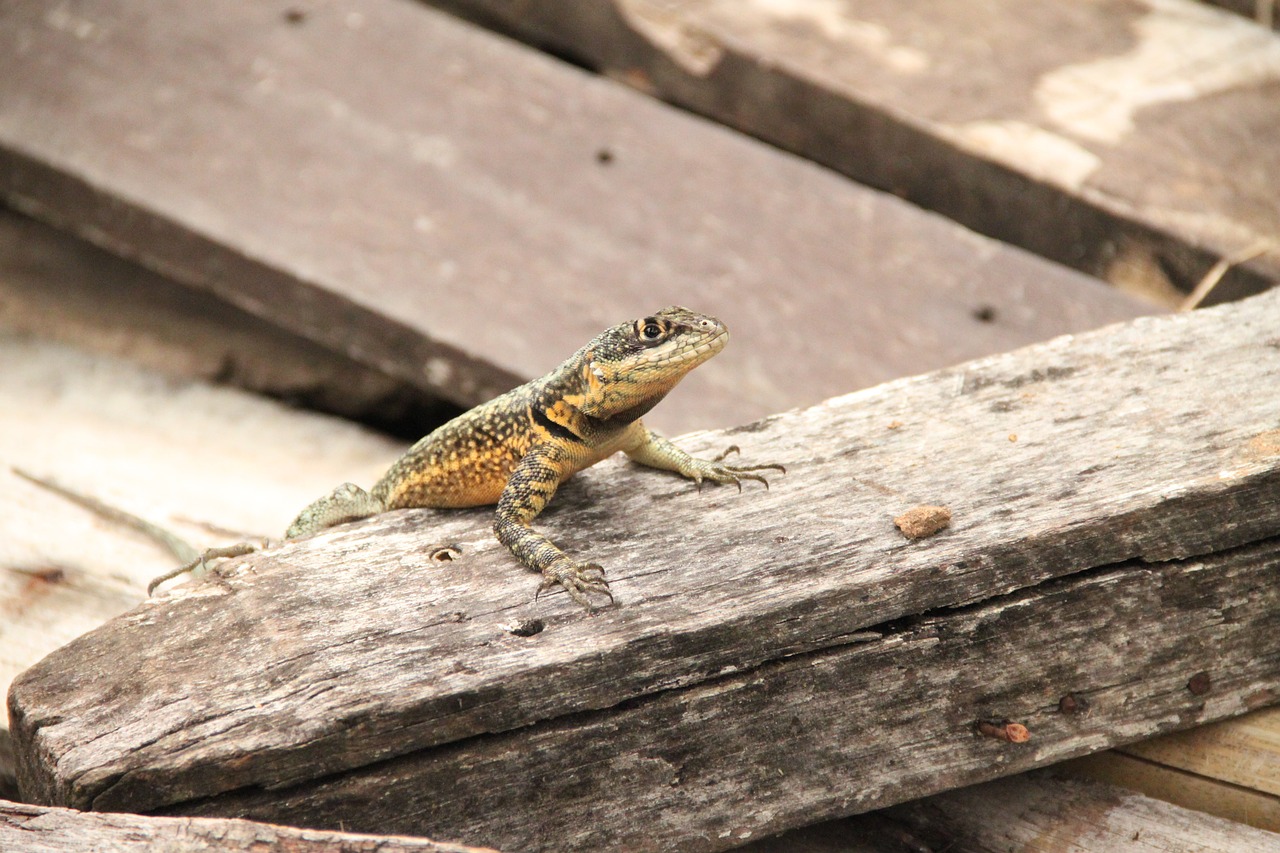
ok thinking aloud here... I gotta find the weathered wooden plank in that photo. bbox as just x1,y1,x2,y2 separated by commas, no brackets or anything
138,539,1280,850
1061,750,1280,834
9,287,1280,849
0,0,1153,436
741,769,1280,852
744,768,1280,852
1205,0,1279,31
0,799,499,853
879,770,1280,853
0,333,402,734
1050,707,1280,834
432,0,1280,303
0,207,457,434
1121,706,1280,796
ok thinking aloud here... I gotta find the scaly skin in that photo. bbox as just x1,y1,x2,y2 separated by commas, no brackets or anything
161,307,783,607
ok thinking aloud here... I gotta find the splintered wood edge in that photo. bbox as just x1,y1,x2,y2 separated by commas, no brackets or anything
0,799,499,853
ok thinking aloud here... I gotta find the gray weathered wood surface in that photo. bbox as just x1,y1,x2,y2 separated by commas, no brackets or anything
881,770,1280,853
0,0,1153,436
152,540,1280,850
0,332,404,740
9,288,1280,850
434,0,1280,303
0,208,455,434
742,770,1280,852
0,799,498,853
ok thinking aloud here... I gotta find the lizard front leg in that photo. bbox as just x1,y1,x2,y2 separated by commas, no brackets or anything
494,444,613,610
624,428,785,489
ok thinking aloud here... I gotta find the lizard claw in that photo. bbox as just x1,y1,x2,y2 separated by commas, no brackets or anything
537,561,614,610
695,445,786,491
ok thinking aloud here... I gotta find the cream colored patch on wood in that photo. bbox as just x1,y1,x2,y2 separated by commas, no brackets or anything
1037,0,1280,145
941,120,1101,188
618,0,724,75
743,0,929,73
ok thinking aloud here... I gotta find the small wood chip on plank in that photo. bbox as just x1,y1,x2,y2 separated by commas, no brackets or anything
8,286,1280,852
894,505,951,539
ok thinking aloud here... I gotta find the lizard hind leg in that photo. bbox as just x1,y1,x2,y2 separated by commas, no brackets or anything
150,483,383,596
147,541,261,596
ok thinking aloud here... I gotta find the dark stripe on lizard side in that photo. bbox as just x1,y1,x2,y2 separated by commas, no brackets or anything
530,404,586,444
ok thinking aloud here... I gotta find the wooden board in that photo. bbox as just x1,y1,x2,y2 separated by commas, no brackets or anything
0,207,458,435
1205,0,1279,31
433,0,1280,304
144,544,1279,851
0,0,1154,437
0,334,404,738
0,799,498,853
9,287,1280,850
1060,751,1280,834
1121,706,1280,796
741,769,1280,852
878,769,1280,853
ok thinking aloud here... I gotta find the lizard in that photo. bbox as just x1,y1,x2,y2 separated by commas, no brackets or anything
50,306,781,609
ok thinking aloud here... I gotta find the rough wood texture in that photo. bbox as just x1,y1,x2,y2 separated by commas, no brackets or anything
1118,706,1280,800
0,799,498,853
0,0,1152,436
880,770,1280,853
743,769,1280,852
1062,750,1280,833
1077,704,1280,832
0,208,458,435
740,770,1280,852
9,289,1280,850
128,539,1280,850
433,0,1280,303
0,334,402,730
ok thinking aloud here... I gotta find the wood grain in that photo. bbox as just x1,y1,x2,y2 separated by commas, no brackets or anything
0,0,1152,436
9,287,1280,850
434,0,1280,303
742,770,1280,851
0,208,457,434
1062,750,1280,834
154,537,1280,850
0,799,497,853
881,770,1280,853
1121,706,1280,798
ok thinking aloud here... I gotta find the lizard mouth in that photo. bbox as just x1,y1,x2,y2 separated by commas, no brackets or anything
643,325,728,367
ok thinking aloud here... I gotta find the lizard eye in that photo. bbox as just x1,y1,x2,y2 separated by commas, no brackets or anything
638,319,665,342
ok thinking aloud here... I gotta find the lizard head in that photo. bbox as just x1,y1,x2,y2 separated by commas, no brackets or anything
574,306,728,422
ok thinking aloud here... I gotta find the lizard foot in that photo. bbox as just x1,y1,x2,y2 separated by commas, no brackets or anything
692,445,787,492
536,561,614,610
147,541,261,596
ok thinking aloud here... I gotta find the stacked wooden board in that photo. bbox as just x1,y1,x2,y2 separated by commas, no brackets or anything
435,0,1280,303
2,0,1279,850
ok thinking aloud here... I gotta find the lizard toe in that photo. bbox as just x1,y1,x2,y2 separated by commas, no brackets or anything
537,562,614,610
